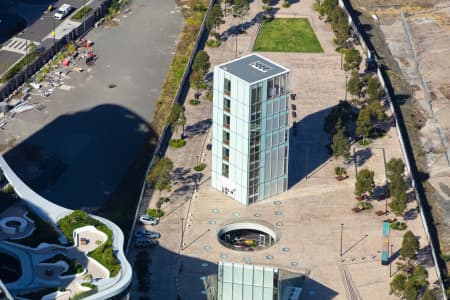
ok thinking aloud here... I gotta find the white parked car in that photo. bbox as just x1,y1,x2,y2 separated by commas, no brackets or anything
54,4,72,20
139,215,159,225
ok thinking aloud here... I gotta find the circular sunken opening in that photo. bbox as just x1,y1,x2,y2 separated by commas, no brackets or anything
217,220,279,252
0,251,22,283
6,220,21,228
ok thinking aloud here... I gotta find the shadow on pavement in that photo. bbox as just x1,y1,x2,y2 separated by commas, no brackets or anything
288,107,332,187
4,104,157,232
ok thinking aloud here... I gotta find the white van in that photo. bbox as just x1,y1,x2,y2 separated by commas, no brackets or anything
54,4,72,20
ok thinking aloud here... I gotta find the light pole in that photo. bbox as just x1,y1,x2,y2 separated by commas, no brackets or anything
340,224,344,257
340,49,343,70
235,34,238,58
52,18,56,46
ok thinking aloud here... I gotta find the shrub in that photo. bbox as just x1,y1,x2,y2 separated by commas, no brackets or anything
189,99,201,105
206,39,221,48
335,166,345,176
0,45,39,83
41,254,84,276
282,1,290,8
194,163,206,171
159,197,170,204
390,221,407,231
147,208,165,218
358,201,373,210
2,184,15,194
169,138,186,148
71,6,93,21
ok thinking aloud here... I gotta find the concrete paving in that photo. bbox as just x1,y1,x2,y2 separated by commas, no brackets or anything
0,0,183,210
127,0,439,299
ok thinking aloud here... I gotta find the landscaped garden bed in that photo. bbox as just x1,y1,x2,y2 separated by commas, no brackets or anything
41,254,84,276
57,210,120,277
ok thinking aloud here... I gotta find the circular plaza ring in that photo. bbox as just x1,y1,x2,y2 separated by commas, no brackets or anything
0,216,27,234
217,219,280,252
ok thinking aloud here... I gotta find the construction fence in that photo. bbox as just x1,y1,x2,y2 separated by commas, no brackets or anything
338,0,447,297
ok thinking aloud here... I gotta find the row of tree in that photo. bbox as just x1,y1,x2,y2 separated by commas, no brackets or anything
390,231,434,300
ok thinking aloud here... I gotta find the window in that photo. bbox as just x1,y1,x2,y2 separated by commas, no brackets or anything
223,130,230,145
267,78,274,99
223,114,230,129
223,147,229,162
224,78,231,96
222,163,229,178
224,97,230,113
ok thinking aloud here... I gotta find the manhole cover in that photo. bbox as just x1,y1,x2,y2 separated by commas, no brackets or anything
254,213,261,217
275,211,282,216
275,221,283,227
208,220,216,225
274,200,282,205
282,247,290,252
266,255,274,260
211,208,219,213
291,261,299,267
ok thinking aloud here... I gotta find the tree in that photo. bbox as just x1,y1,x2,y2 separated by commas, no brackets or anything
146,157,174,197
390,273,407,296
412,265,428,288
366,76,385,101
233,0,249,33
356,108,373,143
387,158,405,180
206,3,224,37
192,50,211,76
168,103,186,139
401,231,419,261
190,71,206,96
343,48,362,72
421,289,435,300
331,128,350,160
355,169,375,197
403,280,419,300
347,71,363,98
389,187,407,216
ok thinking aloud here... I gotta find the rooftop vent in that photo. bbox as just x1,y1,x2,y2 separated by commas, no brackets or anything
250,61,272,73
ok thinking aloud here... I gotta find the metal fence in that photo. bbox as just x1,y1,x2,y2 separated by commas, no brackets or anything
338,0,447,297
0,0,111,100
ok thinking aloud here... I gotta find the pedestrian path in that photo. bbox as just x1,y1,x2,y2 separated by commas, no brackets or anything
1,38,37,55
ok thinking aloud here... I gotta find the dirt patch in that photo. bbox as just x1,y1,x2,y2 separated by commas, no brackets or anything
439,84,450,101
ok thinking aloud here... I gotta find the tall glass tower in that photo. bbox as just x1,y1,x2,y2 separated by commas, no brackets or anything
211,54,290,205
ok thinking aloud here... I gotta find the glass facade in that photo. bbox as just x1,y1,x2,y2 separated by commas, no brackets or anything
212,55,290,205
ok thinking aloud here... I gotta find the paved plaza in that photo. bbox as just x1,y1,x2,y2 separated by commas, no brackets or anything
128,0,439,299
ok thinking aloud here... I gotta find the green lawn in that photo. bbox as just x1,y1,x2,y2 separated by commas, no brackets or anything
253,18,323,53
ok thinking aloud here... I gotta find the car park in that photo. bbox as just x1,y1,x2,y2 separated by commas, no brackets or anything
135,229,161,239
54,4,72,20
134,237,159,248
139,215,159,225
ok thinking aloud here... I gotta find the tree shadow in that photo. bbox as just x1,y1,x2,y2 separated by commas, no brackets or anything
403,207,418,221
184,119,212,139
417,245,435,268
355,147,372,167
219,10,274,42
288,107,332,187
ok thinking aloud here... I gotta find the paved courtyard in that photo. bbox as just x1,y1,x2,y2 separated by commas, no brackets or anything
128,0,439,299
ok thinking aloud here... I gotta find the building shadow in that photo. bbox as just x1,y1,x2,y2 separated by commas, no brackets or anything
3,104,157,233
288,107,333,187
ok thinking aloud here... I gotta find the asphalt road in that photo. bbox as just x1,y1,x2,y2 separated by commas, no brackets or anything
2,0,183,209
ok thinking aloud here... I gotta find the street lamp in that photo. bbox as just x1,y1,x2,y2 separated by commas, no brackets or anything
340,224,344,257
52,18,56,46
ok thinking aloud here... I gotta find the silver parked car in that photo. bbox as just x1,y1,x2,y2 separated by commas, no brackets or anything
135,230,161,239
139,215,159,225
134,237,159,248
